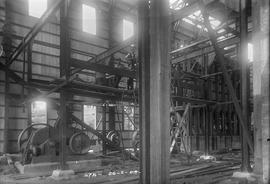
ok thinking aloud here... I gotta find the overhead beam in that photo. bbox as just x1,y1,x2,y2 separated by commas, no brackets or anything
71,58,136,78
71,37,134,75
171,36,239,64
5,0,65,67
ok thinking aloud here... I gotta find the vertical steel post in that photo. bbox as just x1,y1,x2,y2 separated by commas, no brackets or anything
240,0,251,172
138,0,171,183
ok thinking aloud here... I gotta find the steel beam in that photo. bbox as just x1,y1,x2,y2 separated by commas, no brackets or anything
171,36,239,64
199,1,254,153
5,0,65,67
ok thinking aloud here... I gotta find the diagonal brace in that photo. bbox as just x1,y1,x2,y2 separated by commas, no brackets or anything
199,1,254,153
5,0,65,67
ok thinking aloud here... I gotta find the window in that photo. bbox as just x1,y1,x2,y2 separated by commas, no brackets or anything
123,106,135,130
83,105,97,129
123,19,134,40
82,4,96,35
31,101,47,124
248,43,253,62
28,0,47,18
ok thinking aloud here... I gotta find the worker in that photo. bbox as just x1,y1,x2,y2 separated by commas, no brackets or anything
126,51,136,90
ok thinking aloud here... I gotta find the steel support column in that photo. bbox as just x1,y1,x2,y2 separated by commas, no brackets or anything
59,0,70,170
252,0,270,182
138,0,170,183
239,0,251,172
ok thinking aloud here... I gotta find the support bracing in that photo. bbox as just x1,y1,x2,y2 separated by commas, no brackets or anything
199,1,254,153
5,0,65,67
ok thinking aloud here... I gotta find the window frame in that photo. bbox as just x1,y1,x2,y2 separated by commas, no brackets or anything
82,4,97,35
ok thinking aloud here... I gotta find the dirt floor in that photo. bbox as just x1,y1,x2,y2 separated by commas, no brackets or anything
0,150,260,184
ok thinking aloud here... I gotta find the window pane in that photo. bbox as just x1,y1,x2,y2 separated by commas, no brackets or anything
83,105,96,129
123,19,134,40
248,43,254,62
31,101,47,124
82,4,96,35
28,0,47,18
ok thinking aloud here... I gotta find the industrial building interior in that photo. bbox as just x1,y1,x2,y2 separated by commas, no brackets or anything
0,0,269,183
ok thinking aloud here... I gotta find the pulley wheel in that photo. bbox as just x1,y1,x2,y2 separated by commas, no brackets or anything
69,132,91,154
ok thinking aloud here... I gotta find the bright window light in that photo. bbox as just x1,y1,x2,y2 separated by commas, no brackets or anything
170,0,185,10
82,4,96,35
209,16,221,29
193,10,201,17
224,45,236,50
31,101,47,124
83,105,96,129
217,29,226,34
183,18,195,25
28,0,47,18
123,19,134,40
248,43,254,62
197,25,202,29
